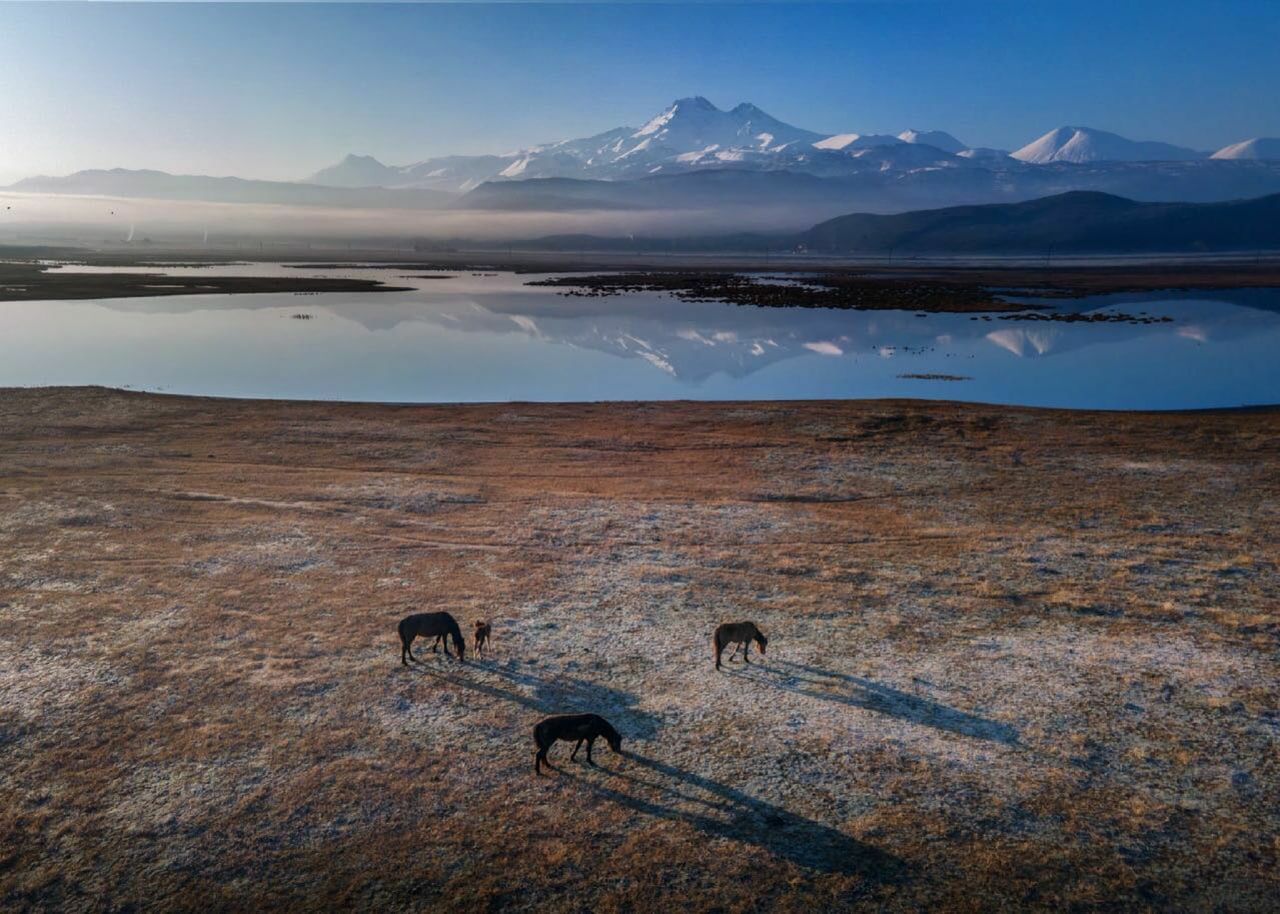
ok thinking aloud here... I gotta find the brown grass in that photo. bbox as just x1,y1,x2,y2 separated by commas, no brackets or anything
1,388,1277,911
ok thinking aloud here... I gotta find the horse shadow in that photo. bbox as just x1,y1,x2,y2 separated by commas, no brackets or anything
559,751,907,882
737,659,1018,746
410,658,663,739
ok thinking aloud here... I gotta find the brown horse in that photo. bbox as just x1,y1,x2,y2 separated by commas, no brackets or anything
714,621,768,670
473,620,492,658
533,714,622,775
399,611,466,665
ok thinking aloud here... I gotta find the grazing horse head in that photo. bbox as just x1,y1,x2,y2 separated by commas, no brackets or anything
451,628,466,661
602,720,623,754
754,630,768,655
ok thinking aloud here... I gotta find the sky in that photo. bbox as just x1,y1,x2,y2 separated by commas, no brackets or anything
1,1,1278,184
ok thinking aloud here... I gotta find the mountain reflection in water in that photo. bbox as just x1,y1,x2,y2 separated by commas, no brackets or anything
4,265,1278,409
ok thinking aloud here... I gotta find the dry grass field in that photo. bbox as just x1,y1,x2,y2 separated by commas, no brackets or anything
1,387,1277,911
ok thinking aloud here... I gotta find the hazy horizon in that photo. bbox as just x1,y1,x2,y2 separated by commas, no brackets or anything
2,0,1279,185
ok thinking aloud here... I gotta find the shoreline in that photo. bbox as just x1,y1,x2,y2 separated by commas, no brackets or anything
3,246,1280,310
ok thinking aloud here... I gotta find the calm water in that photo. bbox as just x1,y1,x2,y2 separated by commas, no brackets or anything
2,263,1279,409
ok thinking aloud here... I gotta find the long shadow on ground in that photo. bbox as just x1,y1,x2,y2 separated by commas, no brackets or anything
554,751,907,882
408,657,662,738
730,659,1019,745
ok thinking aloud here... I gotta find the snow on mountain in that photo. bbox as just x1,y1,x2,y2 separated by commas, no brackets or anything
1011,126,1205,164
1211,138,1280,160
483,99,828,183
813,133,904,151
897,129,966,154
846,143,973,170
301,101,1263,196
633,98,822,152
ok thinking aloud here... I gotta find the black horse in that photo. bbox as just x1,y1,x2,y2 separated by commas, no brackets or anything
399,611,466,665
534,714,622,775
713,621,768,670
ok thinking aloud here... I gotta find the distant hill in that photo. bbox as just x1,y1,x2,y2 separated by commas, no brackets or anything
6,169,454,209
800,191,1280,253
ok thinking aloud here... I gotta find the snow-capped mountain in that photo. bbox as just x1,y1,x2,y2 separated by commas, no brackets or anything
13,96,1278,222
1211,138,1280,160
496,98,827,178
305,97,968,191
309,101,1270,194
628,97,823,156
1011,126,1205,164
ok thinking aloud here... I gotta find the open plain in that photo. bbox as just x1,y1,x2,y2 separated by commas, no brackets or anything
1,388,1277,911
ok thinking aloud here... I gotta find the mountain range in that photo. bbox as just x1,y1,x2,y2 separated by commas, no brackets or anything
300,97,1277,192
5,97,1280,231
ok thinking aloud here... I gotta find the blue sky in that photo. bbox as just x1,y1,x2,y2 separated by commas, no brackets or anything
1,1,1277,182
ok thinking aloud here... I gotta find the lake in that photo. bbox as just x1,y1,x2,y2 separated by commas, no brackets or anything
2,262,1278,409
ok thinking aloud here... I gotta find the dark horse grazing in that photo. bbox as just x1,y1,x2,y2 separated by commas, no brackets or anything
533,714,622,775
714,621,768,670
399,612,466,666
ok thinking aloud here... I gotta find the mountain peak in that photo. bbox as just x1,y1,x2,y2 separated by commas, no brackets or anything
1011,126,1204,164
671,96,719,112
660,95,721,115
633,96,822,151
308,152,401,188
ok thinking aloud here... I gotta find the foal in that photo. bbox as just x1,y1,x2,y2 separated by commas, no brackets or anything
398,611,466,665
713,621,768,670
533,714,622,775
473,620,492,658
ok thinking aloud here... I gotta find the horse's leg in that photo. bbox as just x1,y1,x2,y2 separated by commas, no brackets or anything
571,738,584,762
586,737,596,766
535,747,548,775
743,641,751,665
430,634,441,654
728,642,740,662
404,633,417,665
442,635,453,659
